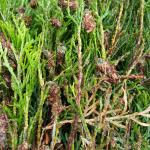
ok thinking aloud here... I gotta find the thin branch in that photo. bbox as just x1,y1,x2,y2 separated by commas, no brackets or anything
76,26,83,106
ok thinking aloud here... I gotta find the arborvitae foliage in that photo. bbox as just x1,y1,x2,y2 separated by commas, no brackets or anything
0,0,150,149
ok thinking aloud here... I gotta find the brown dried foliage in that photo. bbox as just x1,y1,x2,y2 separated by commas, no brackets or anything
96,58,144,84
54,142,65,150
47,51,55,69
58,0,78,10
145,54,150,59
0,114,8,148
43,50,55,78
56,44,66,65
0,32,17,69
3,72,11,88
0,32,12,50
30,0,38,9
17,142,29,150
96,58,119,83
23,16,32,27
83,9,96,33
47,82,63,114
18,7,25,15
51,18,62,28
104,31,110,50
